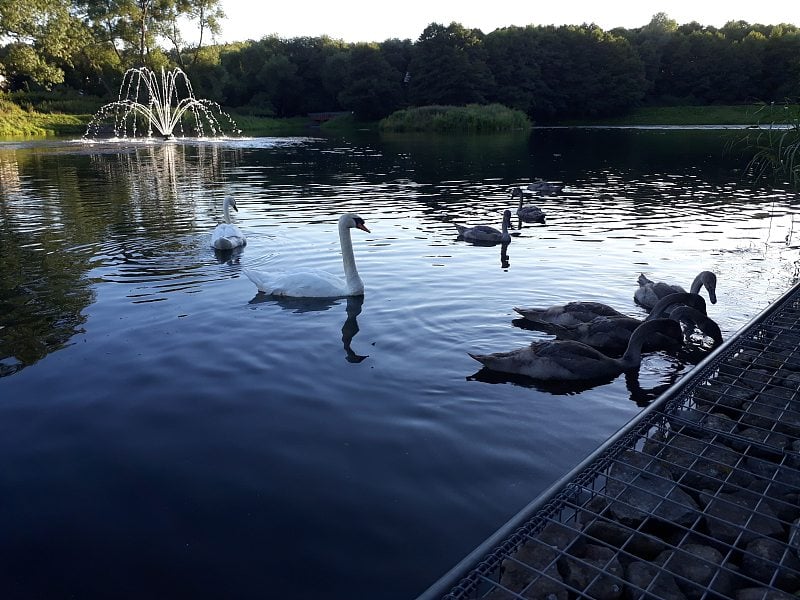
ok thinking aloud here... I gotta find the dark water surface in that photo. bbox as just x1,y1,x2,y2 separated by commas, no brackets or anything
0,128,798,599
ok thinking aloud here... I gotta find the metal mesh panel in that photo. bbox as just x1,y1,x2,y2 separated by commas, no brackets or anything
422,285,800,600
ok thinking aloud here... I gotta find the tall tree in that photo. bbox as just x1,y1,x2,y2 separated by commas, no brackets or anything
78,0,224,68
0,0,91,88
484,26,545,117
334,43,405,120
407,22,495,106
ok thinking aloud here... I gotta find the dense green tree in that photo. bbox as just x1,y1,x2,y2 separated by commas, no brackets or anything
334,43,405,119
484,26,545,117
279,36,348,114
0,0,91,88
761,30,800,101
624,12,678,97
514,25,645,120
406,22,495,106
77,0,224,68
163,0,225,69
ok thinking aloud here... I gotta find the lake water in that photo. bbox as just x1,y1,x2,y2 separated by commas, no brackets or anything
0,128,798,599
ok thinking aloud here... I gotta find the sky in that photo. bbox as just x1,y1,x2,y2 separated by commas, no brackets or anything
210,0,800,44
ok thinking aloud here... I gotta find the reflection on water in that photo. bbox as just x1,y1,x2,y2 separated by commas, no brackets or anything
0,151,94,375
500,241,510,269
342,295,368,363
248,293,368,363
0,130,799,600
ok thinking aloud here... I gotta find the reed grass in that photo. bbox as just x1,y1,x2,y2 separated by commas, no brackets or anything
378,104,531,133
739,104,800,189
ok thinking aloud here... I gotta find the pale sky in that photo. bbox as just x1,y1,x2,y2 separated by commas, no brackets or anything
212,0,799,44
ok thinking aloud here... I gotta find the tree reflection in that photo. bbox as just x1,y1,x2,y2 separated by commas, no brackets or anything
0,151,93,377
0,143,239,378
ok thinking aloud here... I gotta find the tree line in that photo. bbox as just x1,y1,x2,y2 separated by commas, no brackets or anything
1,4,799,122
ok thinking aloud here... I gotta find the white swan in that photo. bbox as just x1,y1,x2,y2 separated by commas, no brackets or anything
635,271,717,310
469,318,683,381
211,195,246,250
455,209,513,244
243,213,370,298
511,187,546,224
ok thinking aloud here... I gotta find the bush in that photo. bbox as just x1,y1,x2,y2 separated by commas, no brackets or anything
379,103,531,133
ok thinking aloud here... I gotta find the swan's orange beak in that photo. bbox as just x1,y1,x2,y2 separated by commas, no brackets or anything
356,223,370,233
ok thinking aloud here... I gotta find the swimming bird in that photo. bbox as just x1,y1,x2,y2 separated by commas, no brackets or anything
668,305,723,346
211,195,246,250
527,179,564,195
635,271,717,310
514,301,631,328
243,213,370,298
455,209,513,244
524,292,707,355
469,318,684,381
511,187,546,224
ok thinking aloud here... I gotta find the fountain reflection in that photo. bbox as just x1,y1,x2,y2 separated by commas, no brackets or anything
83,67,242,140
248,294,368,363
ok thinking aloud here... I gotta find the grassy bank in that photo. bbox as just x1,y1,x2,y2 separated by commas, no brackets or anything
2,101,796,139
0,99,90,137
556,104,795,127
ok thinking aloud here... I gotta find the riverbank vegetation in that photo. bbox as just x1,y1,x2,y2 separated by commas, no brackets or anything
2,9,800,127
378,104,530,133
2,100,796,139
738,105,800,189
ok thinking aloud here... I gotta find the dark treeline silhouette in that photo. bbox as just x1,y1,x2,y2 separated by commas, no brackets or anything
3,12,800,122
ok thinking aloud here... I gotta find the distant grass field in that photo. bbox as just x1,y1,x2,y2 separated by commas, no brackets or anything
1,99,795,139
557,104,795,127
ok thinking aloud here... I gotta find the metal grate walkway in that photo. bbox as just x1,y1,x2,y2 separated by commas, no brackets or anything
420,282,800,600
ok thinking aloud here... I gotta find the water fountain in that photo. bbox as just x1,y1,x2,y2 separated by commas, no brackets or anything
83,67,242,140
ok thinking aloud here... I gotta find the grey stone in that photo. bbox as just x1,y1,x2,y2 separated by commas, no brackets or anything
699,490,785,545
655,543,735,600
741,536,800,591
559,544,624,600
625,561,687,600
498,539,568,600
736,588,798,600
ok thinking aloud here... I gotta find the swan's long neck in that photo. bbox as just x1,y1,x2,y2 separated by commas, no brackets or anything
618,325,652,370
618,339,645,370
339,220,364,294
222,200,232,224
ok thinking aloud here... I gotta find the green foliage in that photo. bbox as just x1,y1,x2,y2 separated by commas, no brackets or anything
3,89,105,114
335,43,405,120
407,22,495,106
378,103,530,133
741,103,800,189
225,113,309,136
3,9,800,126
0,98,88,136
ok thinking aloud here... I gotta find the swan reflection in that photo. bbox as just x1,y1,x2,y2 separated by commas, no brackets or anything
248,294,367,362
500,241,510,269
468,364,683,404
